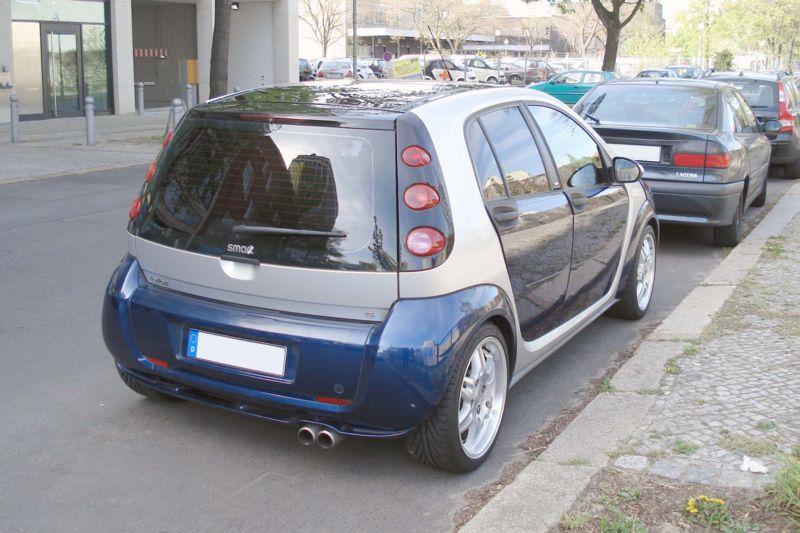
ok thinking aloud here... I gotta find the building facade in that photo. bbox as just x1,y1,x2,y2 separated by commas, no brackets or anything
1,0,298,123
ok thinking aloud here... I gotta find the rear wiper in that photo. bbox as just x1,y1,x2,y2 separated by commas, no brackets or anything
584,113,601,124
233,224,347,238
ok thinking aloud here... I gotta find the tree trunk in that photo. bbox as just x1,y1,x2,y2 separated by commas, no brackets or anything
210,0,231,98
602,24,620,71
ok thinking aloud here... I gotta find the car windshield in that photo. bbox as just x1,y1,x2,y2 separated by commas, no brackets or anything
322,61,350,70
576,84,718,130
715,79,775,109
668,67,696,78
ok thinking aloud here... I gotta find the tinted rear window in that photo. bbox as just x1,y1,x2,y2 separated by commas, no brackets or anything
716,79,775,109
133,113,398,272
576,85,718,130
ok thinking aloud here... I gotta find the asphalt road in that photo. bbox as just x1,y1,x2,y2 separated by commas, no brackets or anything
0,167,790,532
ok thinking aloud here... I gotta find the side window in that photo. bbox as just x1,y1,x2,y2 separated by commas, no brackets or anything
583,73,604,84
727,95,745,132
528,105,607,188
465,121,506,201
735,92,757,130
479,107,551,197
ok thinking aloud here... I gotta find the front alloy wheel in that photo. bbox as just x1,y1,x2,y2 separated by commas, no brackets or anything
405,323,509,472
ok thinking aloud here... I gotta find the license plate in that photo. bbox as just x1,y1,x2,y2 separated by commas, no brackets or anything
186,329,286,376
608,143,661,163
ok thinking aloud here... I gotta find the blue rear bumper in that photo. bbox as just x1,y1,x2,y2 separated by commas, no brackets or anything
102,255,515,438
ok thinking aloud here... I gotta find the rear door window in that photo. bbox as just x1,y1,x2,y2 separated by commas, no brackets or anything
134,114,398,272
479,107,551,196
465,121,506,200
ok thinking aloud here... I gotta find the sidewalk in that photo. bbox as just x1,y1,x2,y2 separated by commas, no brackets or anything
462,182,800,532
0,110,169,184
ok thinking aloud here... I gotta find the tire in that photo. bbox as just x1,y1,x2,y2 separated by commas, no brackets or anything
783,157,800,179
117,366,183,402
608,225,657,320
405,323,509,472
752,177,767,207
510,74,521,84
713,193,744,247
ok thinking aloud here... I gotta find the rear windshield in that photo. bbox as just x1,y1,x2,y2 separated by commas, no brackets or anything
322,61,350,70
716,79,776,109
134,113,398,272
667,67,697,79
576,85,718,130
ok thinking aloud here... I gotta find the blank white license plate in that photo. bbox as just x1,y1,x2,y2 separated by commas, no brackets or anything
186,329,286,376
608,143,661,162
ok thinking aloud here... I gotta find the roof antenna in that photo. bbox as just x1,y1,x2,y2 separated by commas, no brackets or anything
427,25,453,82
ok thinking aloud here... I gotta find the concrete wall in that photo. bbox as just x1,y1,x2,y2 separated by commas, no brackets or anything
111,0,136,114
228,1,275,89
272,0,298,84
0,0,14,123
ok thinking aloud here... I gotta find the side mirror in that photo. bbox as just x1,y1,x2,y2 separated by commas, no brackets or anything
764,119,781,140
614,157,643,183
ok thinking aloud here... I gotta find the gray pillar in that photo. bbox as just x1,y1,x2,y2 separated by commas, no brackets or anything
185,84,194,109
171,98,184,130
136,82,145,115
10,94,20,143
85,96,95,146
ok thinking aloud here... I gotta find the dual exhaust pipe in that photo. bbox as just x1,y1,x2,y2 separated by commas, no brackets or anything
297,423,344,449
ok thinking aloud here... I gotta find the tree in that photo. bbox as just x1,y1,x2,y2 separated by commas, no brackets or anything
553,2,604,57
299,0,345,57
714,49,734,70
210,0,231,98
589,0,645,71
406,0,497,54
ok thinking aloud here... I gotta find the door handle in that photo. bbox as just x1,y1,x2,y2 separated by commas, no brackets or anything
490,204,519,225
569,192,588,210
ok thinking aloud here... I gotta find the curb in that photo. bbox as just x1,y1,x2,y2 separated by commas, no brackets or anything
460,180,800,533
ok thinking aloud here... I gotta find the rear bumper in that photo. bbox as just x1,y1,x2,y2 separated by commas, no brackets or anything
102,255,514,437
645,179,744,227
770,135,800,166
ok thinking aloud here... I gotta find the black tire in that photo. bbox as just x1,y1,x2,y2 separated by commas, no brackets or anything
713,193,744,247
783,157,800,179
117,366,183,402
405,323,509,472
608,225,657,320
510,74,521,84
752,177,767,207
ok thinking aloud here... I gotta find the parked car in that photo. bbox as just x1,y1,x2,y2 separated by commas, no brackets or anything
423,59,478,82
575,79,779,246
665,65,702,79
492,61,536,85
706,71,800,177
512,58,556,83
463,57,506,84
529,70,618,105
636,69,678,79
316,59,352,79
299,58,315,82
104,81,658,472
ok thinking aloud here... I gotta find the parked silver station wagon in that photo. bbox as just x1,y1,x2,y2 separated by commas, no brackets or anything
103,82,659,472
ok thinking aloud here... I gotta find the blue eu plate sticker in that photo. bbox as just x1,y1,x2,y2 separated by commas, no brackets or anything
187,329,199,358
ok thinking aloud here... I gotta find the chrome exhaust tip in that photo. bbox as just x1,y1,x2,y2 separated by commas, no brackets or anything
316,429,344,450
297,424,320,446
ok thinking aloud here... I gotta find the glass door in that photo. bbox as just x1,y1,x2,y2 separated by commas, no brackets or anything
41,23,84,117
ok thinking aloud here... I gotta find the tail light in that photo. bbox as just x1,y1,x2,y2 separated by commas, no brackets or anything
162,130,173,148
346,70,353,78
406,227,446,257
404,183,440,210
778,83,794,133
316,396,352,406
144,355,169,368
129,196,142,220
673,152,731,169
401,145,431,167
317,71,324,78
144,161,157,183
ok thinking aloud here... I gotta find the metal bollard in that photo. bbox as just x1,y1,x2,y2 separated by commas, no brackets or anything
85,96,95,146
10,94,20,143
185,84,194,109
171,98,183,130
136,82,144,115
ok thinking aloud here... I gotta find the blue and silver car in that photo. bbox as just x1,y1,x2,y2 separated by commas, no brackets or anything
103,82,658,471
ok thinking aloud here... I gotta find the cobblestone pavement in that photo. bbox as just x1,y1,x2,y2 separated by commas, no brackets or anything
612,213,800,490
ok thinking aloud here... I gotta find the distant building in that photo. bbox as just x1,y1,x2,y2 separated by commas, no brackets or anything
1,0,299,123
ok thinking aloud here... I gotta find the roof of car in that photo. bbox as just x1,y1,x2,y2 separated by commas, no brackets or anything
706,71,784,82
604,78,726,90
202,81,491,117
